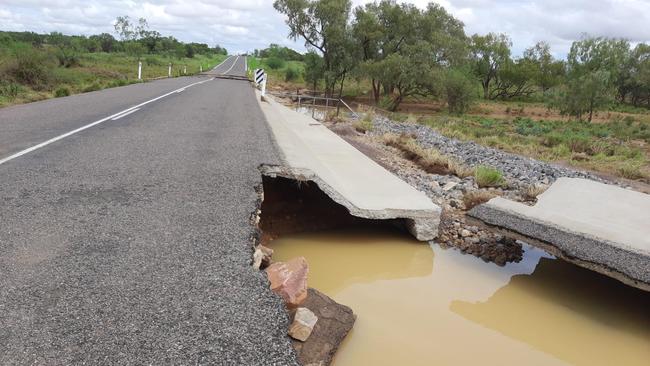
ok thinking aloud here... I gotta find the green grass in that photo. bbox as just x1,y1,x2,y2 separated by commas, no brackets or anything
0,50,228,107
474,166,506,188
415,114,650,181
247,57,305,86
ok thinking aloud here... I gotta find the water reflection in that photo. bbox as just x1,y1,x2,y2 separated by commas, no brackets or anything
270,227,650,366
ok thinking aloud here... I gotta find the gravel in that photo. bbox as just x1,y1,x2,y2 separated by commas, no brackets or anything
371,115,602,188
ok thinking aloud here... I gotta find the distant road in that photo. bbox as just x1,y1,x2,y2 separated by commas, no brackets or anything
0,56,298,365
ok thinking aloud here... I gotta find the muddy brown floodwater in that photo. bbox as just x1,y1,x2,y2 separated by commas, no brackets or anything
270,227,650,366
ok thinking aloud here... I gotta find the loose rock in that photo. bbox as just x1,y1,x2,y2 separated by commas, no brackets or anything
292,289,355,366
289,307,318,342
266,257,309,308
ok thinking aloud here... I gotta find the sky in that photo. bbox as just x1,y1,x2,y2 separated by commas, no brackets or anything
1,0,649,58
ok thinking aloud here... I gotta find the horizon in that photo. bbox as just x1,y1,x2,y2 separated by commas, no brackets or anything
1,0,649,57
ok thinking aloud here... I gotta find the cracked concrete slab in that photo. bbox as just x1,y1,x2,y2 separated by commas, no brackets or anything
468,178,650,291
256,92,441,241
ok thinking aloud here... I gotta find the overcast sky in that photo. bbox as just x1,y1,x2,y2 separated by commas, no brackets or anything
1,0,649,57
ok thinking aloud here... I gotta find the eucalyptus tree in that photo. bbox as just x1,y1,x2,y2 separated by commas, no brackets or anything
469,33,511,99
523,41,565,93
273,0,355,97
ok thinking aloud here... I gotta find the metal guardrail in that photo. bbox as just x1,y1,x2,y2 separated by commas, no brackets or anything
268,92,360,119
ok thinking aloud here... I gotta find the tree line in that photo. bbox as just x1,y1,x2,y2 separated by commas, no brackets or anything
1,16,227,68
273,0,650,120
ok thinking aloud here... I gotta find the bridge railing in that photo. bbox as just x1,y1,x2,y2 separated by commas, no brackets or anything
267,92,360,120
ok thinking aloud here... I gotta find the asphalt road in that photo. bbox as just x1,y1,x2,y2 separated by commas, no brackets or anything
0,56,299,365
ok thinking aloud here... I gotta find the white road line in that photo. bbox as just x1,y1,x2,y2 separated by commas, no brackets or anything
222,56,240,75
212,56,232,71
111,108,140,120
0,77,214,166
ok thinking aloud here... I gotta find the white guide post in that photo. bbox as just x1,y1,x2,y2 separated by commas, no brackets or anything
200,65,203,73
168,63,172,77
138,61,142,80
261,76,267,97
183,65,187,75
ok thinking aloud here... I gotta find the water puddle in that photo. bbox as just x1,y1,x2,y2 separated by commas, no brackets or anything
270,228,650,366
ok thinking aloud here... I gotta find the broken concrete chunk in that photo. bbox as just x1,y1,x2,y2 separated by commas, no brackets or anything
292,288,355,366
289,307,318,341
265,257,309,307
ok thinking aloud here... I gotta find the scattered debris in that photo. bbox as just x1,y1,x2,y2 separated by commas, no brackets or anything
266,257,309,308
288,307,318,341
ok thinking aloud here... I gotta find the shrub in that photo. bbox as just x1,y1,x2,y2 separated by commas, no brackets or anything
0,81,20,99
266,57,285,70
353,119,374,133
82,82,102,93
474,166,506,188
444,69,475,115
354,111,375,133
145,56,163,66
618,163,646,180
54,87,70,97
285,66,299,81
9,43,52,89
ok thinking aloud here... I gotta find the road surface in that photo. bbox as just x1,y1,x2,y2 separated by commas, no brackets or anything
0,56,298,365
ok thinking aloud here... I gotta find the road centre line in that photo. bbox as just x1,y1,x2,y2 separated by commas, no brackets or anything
0,77,214,166
222,56,240,75
111,108,140,120
212,56,232,71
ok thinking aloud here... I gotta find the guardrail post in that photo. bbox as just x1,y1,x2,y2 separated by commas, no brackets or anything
168,63,172,78
138,61,142,80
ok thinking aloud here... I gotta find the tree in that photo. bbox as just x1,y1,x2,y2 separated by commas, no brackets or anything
523,41,565,93
551,36,629,121
303,51,324,91
489,58,537,99
92,33,116,52
351,1,466,105
114,16,135,41
273,0,354,97
470,33,511,99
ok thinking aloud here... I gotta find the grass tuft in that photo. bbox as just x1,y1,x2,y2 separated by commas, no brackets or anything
474,166,506,188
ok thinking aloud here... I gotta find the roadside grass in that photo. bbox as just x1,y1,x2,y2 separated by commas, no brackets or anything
416,114,650,182
0,49,227,107
462,190,498,210
474,166,506,188
353,110,375,133
382,133,473,177
247,57,305,87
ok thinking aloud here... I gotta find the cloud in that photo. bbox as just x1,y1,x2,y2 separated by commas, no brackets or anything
1,0,649,57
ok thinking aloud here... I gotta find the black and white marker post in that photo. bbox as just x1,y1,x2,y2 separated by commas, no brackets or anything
254,68,266,97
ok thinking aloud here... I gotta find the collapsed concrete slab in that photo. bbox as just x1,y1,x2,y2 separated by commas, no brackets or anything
469,178,650,291
256,92,441,241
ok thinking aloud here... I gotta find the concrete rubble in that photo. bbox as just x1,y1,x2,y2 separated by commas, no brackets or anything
469,177,650,291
